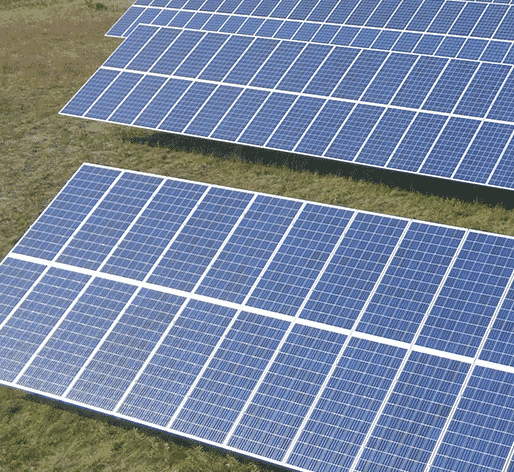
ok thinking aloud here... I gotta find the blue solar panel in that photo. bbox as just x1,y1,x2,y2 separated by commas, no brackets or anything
4,164,514,472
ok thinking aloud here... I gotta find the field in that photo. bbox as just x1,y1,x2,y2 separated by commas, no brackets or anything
1,0,514,470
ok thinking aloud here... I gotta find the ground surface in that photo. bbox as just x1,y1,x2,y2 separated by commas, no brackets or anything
1,0,514,470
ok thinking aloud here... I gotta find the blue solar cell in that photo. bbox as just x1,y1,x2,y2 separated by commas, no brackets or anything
106,6,144,37
346,0,379,26
331,25,360,45
168,10,194,27
252,0,277,17
357,223,465,343
217,0,242,13
246,204,354,316
292,22,320,42
325,105,385,161
309,25,338,45
288,339,405,472
257,19,283,37
332,50,388,100
372,30,401,50
304,47,359,96
481,282,514,366
220,15,245,32
85,72,142,120
13,279,136,396
453,122,513,184
200,0,224,11
392,56,447,108
472,4,509,38
224,38,278,85
199,35,253,81
174,33,228,78
118,300,235,426
235,0,260,15
276,44,331,93
148,187,253,291
151,10,177,26
250,41,306,89
456,63,510,118
413,34,444,54
300,213,407,329
159,82,217,132
356,353,469,472
0,259,46,324
133,78,190,129
420,118,481,178
196,195,301,303
58,290,184,410
149,0,169,6
238,93,296,146
124,9,159,37
481,40,511,62
13,165,120,260
362,53,417,104
271,0,298,18
237,17,264,34
488,73,514,122
202,13,228,30
407,0,444,31
186,12,212,29
184,0,206,9
423,60,479,113
60,68,119,117
458,38,488,60
350,28,380,48
295,100,354,156
288,0,314,20
307,0,339,22
494,8,514,40
387,113,448,172
101,179,208,280
417,232,514,358
185,85,242,137
502,45,514,64
450,2,486,36
57,173,163,270
431,367,514,472
435,36,466,57
428,1,465,34
171,312,289,442
274,21,300,39
0,268,90,383
385,0,421,29
228,325,346,462
211,88,269,141
326,0,360,24
135,0,151,4
355,109,415,166
109,75,167,125
365,0,402,27
393,32,422,52
266,96,325,151
150,30,206,75
167,0,187,7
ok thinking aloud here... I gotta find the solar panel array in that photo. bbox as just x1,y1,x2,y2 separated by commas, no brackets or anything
3,163,514,472
60,0,514,190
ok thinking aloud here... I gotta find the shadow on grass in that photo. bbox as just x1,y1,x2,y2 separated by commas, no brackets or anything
124,131,514,210
24,392,292,472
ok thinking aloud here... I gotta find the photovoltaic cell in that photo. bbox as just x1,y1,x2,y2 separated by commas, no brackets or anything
4,164,514,472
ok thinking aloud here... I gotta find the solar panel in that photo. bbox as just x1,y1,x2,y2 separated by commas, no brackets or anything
60,0,514,191
3,163,514,472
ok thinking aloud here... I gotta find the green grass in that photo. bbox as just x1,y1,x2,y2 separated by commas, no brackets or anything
1,0,514,470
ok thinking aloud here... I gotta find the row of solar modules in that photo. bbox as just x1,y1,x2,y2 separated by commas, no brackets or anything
109,6,514,66
2,164,514,472
61,27,514,189
109,0,514,40
9,165,514,363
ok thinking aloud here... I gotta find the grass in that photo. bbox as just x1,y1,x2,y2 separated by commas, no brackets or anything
1,0,514,470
